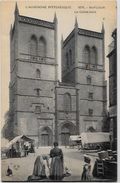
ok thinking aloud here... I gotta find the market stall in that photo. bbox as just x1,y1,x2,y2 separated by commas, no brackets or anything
80,132,110,150
5,135,35,158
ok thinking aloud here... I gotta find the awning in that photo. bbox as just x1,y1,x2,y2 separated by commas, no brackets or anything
6,135,34,149
80,132,110,145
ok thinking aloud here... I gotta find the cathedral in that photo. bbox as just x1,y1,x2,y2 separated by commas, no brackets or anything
9,4,107,146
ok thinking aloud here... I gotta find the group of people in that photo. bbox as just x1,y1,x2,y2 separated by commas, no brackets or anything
24,142,35,157
28,141,91,181
28,142,64,181
6,141,35,158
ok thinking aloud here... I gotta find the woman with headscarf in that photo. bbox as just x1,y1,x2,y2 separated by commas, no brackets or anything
49,142,64,180
28,155,50,181
33,155,46,179
28,155,47,181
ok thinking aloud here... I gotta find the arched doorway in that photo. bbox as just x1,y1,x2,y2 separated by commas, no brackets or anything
39,127,52,146
61,123,76,146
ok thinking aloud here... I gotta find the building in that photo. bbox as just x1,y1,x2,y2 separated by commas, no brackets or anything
6,4,107,146
107,29,117,150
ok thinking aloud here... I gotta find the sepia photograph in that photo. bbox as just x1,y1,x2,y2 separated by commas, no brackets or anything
0,0,117,182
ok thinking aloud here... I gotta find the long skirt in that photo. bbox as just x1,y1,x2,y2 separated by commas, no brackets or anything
33,156,46,178
50,157,64,180
81,170,91,181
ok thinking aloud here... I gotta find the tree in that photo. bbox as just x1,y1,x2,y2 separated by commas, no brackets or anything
2,110,14,140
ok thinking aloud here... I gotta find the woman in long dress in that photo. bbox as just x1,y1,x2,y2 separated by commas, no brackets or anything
49,142,64,180
28,155,50,181
32,155,47,179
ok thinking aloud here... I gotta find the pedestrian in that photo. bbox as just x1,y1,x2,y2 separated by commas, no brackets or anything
27,155,48,181
49,142,64,180
81,155,91,181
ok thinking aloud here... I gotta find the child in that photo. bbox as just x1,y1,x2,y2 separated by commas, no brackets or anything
81,155,91,181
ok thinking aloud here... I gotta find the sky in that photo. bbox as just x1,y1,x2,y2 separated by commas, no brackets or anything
0,0,116,127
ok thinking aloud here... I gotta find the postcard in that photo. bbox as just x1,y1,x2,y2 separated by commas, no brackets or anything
0,0,117,182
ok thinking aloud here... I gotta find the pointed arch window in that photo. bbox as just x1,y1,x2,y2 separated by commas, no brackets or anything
30,35,37,56
64,93,71,112
36,69,41,78
91,46,97,65
38,36,46,57
83,45,90,64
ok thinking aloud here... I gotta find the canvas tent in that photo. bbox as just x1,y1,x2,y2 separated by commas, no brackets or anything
80,132,110,144
5,135,35,157
80,132,110,149
6,135,34,149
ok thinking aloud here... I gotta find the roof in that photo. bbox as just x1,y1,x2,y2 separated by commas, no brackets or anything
6,135,34,148
80,132,110,144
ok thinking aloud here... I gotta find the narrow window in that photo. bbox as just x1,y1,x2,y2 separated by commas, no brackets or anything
88,92,93,99
88,109,93,116
36,69,40,78
30,35,37,56
64,93,71,112
38,36,46,57
69,49,72,65
66,52,69,68
91,46,97,65
87,75,92,84
35,88,40,96
83,45,90,64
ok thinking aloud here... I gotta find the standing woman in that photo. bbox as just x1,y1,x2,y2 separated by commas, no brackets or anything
49,142,64,180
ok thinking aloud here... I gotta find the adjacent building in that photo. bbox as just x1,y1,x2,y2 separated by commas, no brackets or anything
107,29,117,150
6,4,107,146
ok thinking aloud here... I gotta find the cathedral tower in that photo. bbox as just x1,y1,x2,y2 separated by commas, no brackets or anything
9,4,58,145
62,19,107,134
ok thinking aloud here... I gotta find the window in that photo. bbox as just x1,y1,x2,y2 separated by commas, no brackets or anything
35,88,40,96
87,75,92,84
83,45,90,64
38,36,46,57
88,109,93,116
88,92,93,99
66,52,69,68
36,69,41,78
35,106,41,113
91,46,97,65
64,93,71,112
69,49,72,65
30,35,37,56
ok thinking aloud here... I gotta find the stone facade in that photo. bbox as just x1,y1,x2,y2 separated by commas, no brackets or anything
107,29,117,150
8,4,107,146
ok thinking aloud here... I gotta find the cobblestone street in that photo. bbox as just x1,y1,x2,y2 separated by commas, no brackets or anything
1,146,102,182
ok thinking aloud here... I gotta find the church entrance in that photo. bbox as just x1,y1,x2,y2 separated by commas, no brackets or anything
39,127,53,146
41,134,49,146
61,123,76,146
61,128,70,146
